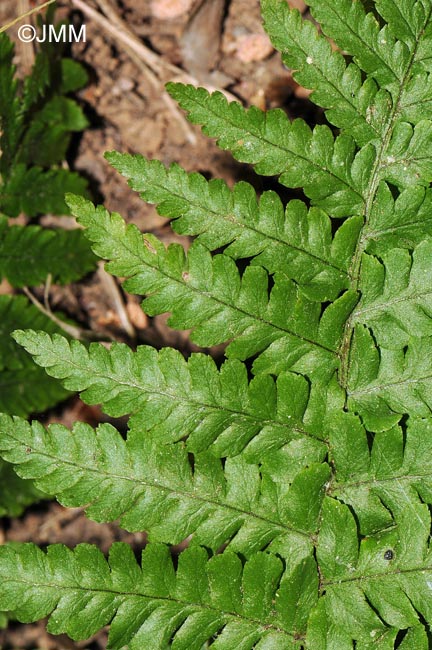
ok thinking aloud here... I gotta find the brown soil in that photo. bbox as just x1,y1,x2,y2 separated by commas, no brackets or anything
0,1,314,647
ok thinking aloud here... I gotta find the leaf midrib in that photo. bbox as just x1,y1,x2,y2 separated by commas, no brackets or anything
117,235,337,355
0,574,297,641
353,287,432,318
365,215,432,238
148,178,348,275
184,87,364,202
34,338,323,443
267,3,380,141
10,433,312,539
322,561,432,587
338,3,432,391
348,372,432,398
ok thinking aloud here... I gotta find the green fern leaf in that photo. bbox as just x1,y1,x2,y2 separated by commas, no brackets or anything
0,296,70,517
59,58,89,94
375,0,431,45
0,217,96,286
168,83,432,205
0,296,69,417
0,34,22,176
3,1,432,646
315,496,432,645
399,71,432,124
106,152,362,301
21,37,54,113
0,414,329,554
0,459,45,517
0,541,317,649
379,120,432,187
364,183,432,254
166,83,365,217
353,241,432,347
262,0,383,145
328,413,432,535
0,29,89,217
307,0,408,85
66,195,356,378
0,165,88,217
11,330,338,458
18,96,88,168
348,329,432,430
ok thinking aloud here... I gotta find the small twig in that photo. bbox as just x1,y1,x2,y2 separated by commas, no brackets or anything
0,0,56,33
91,0,239,100
16,0,36,74
125,49,199,145
69,0,199,143
96,262,136,340
43,272,52,310
69,0,238,100
94,0,180,78
72,0,192,80
22,283,111,342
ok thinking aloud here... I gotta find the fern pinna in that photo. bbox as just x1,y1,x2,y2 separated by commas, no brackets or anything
0,18,96,519
0,23,95,422
1,0,432,647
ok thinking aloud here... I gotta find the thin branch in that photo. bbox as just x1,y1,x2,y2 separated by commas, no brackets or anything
87,0,239,100
70,0,193,81
69,0,199,143
96,261,136,341
0,0,56,33
16,0,36,74
22,284,112,342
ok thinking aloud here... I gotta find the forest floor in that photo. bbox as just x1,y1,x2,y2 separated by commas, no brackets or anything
0,0,314,647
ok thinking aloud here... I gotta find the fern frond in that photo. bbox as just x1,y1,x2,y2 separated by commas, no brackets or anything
18,96,88,168
307,0,432,134
262,0,383,145
0,29,89,217
399,72,432,124
375,0,431,45
106,152,362,301
364,183,432,254
0,296,69,417
59,58,89,94
166,84,365,217
347,327,432,430
0,217,96,286
168,84,432,207
67,195,356,377
20,34,54,113
0,164,88,218
0,541,318,649
307,0,408,85
0,34,22,176
353,241,432,347
3,1,432,646
12,330,337,458
0,414,329,554
378,120,432,187
312,497,431,646
0,459,44,517
328,412,432,534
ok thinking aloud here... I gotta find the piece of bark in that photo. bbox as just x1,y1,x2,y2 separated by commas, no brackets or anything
180,0,232,87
